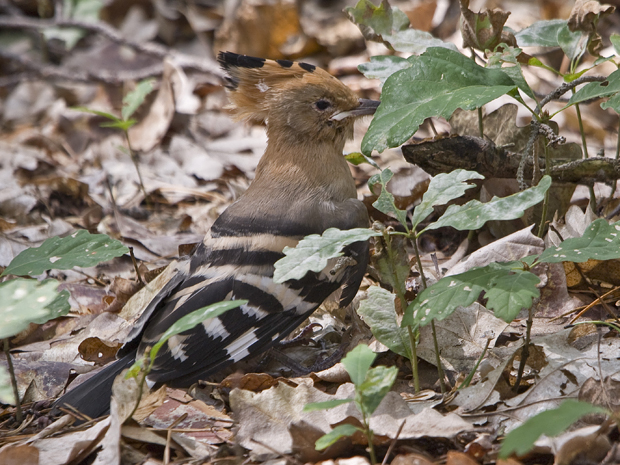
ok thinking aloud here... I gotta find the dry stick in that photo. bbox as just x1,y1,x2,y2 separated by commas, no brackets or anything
164,413,187,465
128,247,145,286
3,339,22,425
381,420,406,465
568,286,620,324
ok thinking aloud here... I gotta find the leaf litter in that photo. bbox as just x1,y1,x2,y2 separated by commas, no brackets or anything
1,0,620,464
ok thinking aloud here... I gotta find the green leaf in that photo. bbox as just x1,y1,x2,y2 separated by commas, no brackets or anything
567,69,620,111
370,169,408,228
358,287,412,359
73,106,122,123
515,19,573,48
411,169,484,231
345,0,455,53
403,262,540,327
0,366,14,404
100,119,137,131
315,424,360,450
357,365,398,416
423,175,551,232
345,0,410,41
153,300,248,360
361,47,516,154
273,228,380,283
0,279,65,339
32,288,71,324
538,219,620,264
611,33,620,56
2,230,129,277
358,56,412,85
384,28,458,54
148,300,247,365
486,45,536,100
601,93,620,113
122,79,156,121
556,22,586,62
499,400,607,458
341,344,376,386
42,0,103,50
372,234,410,298
484,268,541,322
303,399,353,412
345,152,380,169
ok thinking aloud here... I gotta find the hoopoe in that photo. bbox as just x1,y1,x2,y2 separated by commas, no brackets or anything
55,52,380,419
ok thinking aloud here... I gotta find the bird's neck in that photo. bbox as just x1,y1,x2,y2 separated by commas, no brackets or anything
248,131,357,202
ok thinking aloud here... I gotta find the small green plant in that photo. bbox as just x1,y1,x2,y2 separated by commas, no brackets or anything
75,78,155,201
124,299,247,418
499,399,609,458
303,344,398,464
0,230,128,423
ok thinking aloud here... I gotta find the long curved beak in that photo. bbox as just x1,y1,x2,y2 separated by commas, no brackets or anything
331,99,381,121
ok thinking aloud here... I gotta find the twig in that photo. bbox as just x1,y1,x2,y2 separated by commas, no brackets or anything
164,413,187,465
536,75,607,112
128,247,145,286
381,420,406,465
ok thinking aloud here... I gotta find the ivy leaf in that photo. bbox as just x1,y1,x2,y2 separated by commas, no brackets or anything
538,219,620,264
2,230,128,277
357,365,398,416
273,228,381,283
341,344,376,386
303,399,353,412
362,47,516,154
500,400,607,457
0,279,67,339
423,175,550,232
369,169,408,228
566,69,620,110
484,268,541,322
358,55,412,86
403,262,540,327
315,424,360,450
357,286,412,359
515,20,585,60
122,79,156,121
411,169,484,231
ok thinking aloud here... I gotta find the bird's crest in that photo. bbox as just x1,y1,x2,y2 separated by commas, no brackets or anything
217,51,354,124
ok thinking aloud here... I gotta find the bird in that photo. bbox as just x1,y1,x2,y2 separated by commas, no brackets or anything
54,51,380,420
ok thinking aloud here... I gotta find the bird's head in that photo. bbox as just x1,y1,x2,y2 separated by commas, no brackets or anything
218,52,379,144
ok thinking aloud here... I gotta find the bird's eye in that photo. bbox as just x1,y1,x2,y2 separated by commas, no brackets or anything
314,99,331,111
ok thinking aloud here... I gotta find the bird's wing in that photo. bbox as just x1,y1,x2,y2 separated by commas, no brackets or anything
137,198,369,386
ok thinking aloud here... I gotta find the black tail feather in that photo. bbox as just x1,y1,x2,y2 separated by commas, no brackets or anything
53,352,136,421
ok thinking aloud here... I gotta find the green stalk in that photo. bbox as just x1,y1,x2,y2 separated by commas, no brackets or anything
574,102,589,159
537,142,551,237
3,339,22,424
477,106,484,138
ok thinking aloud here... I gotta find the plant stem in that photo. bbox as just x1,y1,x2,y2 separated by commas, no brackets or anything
430,320,446,393
574,102,589,158
616,121,620,160
3,339,22,424
537,142,551,238
588,185,598,214
477,106,484,138
124,130,149,204
361,411,377,465
407,325,419,392
513,305,534,391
